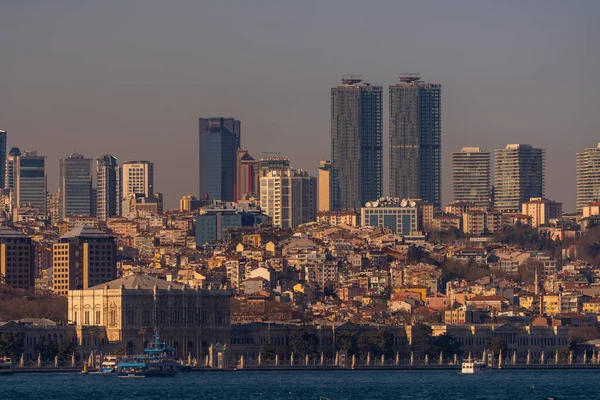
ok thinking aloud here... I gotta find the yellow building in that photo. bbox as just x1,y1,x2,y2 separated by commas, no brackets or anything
541,294,560,315
316,211,358,227
318,160,331,212
582,300,600,314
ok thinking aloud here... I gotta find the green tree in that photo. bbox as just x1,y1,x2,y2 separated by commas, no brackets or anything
357,329,393,358
0,333,23,359
426,333,463,359
56,338,74,361
261,340,275,361
484,337,507,359
289,327,318,357
34,335,58,361
335,331,358,356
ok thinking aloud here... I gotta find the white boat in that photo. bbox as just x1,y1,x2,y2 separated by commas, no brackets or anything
99,355,121,373
461,357,487,374
0,357,14,375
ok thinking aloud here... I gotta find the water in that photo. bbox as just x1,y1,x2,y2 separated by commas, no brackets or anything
2,370,599,399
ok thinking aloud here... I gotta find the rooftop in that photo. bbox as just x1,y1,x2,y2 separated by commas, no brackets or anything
89,272,184,290
0,225,27,238
60,226,113,239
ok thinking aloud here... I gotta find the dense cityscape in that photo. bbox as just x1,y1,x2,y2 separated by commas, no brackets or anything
1,72,600,374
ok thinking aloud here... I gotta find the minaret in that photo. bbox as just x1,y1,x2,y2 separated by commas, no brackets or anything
534,267,540,296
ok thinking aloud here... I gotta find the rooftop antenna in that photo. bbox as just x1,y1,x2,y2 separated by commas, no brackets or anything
398,72,421,83
341,74,363,85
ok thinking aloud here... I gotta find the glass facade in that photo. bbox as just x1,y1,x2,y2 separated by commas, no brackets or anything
0,131,6,189
16,152,47,215
452,147,491,210
96,155,121,220
389,78,442,208
331,78,382,211
60,153,93,219
361,206,418,235
199,118,241,202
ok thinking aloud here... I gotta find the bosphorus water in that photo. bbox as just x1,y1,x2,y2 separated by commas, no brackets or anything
3,369,600,400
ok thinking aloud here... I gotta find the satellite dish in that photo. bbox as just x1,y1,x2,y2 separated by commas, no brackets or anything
365,202,372,208
372,201,379,208
401,199,408,207
410,201,416,207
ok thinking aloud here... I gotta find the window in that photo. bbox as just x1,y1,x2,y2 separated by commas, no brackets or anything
95,311,101,325
84,311,90,325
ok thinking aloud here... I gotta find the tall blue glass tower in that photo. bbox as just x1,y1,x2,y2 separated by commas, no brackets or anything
199,117,241,201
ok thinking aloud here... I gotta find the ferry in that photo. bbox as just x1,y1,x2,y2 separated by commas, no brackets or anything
117,332,181,378
0,357,14,375
99,355,121,374
461,357,487,374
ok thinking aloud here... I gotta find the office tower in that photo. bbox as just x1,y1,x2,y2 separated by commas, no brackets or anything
318,160,331,212
5,147,20,190
494,144,545,213
52,226,117,296
331,76,383,211
96,155,121,220
0,130,6,188
15,151,47,216
452,147,491,210
236,149,258,201
0,226,35,290
389,74,442,208
577,143,600,212
260,168,316,229
122,160,153,199
59,153,93,220
199,117,241,201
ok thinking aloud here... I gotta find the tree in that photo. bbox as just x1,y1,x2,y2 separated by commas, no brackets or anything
357,329,393,358
56,338,74,361
261,340,275,361
335,331,358,356
407,245,427,264
426,333,463,359
34,335,58,361
484,337,507,359
0,333,23,359
289,327,318,357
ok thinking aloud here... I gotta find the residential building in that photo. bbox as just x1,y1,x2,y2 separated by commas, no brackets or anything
452,147,490,210
59,153,93,220
0,226,35,290
122,160,153,199
179,195,203,212
494,144,545,213
0,130,6,188
96,155,121,220
389,75,442,208
316,211,358,227
318,160,331,212
52,226,117,296
577,143,600,212
521,197,562,228
199,117,240,201
260,168,317,229
236,148,257,201
331,76,383,211
15,151,47,217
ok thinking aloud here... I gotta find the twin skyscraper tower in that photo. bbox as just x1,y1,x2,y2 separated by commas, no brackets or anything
331,74,441,211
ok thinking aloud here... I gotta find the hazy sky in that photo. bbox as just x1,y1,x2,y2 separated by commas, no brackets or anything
1,0,599,211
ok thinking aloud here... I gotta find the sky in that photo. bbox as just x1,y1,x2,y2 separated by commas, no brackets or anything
1,0,599,211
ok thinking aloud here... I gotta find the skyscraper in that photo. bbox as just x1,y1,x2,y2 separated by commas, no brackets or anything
0,130,6,189
389,75,442,208
452,147,491,210
59,153,93,220
5,147,20,190
260,168,316,229
331,76,383,211
318,160,331,212
577,143,600,212
0,226,35,290
122,160,153,199
494,144,545,213
199,117,240,201
15,151,47,216
96,155,121,220
236,148,258,201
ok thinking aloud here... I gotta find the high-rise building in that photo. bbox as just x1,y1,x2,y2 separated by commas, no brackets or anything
521,197,562,228
577,143,600,212
122,160,153,199
318,160,331,212
5,147,20,190
389,75,442,208
331,76,383,211
452,147,491,210
494,144,545,213
199,117,241,201
96,155,121,220
236,149,258,201
0,130,6,189
15,151,47,216
260,168,317,229
0,226,35,290
59,153,92,220
52,226,117,296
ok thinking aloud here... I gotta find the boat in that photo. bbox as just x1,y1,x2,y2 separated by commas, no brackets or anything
99,355,121,373
0,357,14,375
117,331,181,378
461,357,487,374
